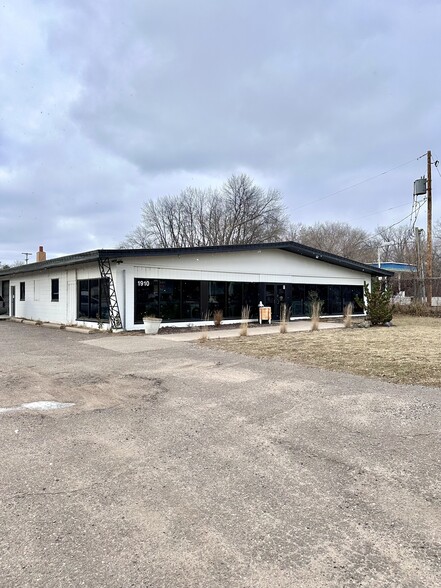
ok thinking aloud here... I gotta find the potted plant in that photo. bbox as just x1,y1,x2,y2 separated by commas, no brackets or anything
142,314,162,335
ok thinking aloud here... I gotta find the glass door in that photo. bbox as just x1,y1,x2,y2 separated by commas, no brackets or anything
264,284,286,320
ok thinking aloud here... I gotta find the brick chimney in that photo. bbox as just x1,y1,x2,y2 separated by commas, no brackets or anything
36,245,46,262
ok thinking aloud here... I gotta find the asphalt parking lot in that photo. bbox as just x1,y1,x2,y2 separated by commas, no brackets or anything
0,321,440,587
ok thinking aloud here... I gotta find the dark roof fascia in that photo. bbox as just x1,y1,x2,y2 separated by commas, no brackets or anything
277,243,394,277
0,242,393,279
99,242,393,277
0,250,100,278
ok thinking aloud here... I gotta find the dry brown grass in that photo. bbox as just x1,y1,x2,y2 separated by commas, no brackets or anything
207,316,441,388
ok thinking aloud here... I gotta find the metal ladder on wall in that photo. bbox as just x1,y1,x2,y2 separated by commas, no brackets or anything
98,257,123,331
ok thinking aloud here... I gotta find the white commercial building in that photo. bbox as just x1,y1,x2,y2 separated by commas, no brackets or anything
0,242,391,330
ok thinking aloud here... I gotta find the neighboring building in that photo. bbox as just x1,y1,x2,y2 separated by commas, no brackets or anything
0,243,392,330
372,262,417,273
373,262,418,298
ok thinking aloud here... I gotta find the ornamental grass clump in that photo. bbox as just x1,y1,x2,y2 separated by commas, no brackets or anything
310,301,321,331
199,312,211,342
213,309,223,328
239,305,250,337
279,303,289,334
343,302,353,328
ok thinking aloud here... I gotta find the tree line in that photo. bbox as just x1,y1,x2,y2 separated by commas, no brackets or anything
121,173,441,274
3,173,439,273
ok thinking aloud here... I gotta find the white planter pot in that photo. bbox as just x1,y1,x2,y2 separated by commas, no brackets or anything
142,317,162,335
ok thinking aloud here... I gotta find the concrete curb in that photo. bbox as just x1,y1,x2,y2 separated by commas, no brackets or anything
7,317,98,335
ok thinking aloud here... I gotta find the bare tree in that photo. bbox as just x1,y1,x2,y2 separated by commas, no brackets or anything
0,260,24,270
119,225,152,249
285,221,377,262
431,219,441,286
121,174,288,248
375,225,417,264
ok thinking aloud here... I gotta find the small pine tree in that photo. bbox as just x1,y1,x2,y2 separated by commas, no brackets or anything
356,279,394,325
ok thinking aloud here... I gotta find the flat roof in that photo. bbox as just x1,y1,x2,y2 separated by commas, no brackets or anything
0,242,393,278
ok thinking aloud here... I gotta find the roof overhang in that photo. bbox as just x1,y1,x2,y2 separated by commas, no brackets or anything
0,242,394,278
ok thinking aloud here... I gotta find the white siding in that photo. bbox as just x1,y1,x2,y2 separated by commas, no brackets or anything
11,271,66,324
4,249,373,330
119,249,370,284
116,249,371,330
9,262,102,327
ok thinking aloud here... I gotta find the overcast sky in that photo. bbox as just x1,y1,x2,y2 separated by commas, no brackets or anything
1,0,440,264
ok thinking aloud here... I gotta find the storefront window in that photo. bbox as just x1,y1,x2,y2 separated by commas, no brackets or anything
77,279,109,321
182,281,201,319
159,280,181,320
291,285,305,316
135,279,201,323
208,282,225,315
328,285,342,315
134,279,159,322
343,285,364,313
242,283,258,318
227,282,242,318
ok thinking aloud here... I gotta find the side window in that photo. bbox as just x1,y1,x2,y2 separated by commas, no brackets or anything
20,282,25,301
51,278,59,302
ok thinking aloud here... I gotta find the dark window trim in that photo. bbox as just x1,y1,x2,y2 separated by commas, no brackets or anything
20,281,25,301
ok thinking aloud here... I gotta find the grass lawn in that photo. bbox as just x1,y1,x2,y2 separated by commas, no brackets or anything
206,315,441,388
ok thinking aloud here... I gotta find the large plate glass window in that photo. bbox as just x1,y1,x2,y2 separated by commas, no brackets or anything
182,281,200,320
159,280,181,320
242,283,258,318
208,282,225,315
291,285,305,316
77,278,109,321
328,285,342,314
227,282,242,318
134,279,202,323
134,279,159,323
343,285,364,314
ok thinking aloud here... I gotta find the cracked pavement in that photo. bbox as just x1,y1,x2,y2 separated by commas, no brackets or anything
0,321,440,587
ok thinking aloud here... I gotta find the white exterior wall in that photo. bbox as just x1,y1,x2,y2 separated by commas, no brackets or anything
4,249,372,330
116,249,371,330
118,249,371,283
8,262,104,329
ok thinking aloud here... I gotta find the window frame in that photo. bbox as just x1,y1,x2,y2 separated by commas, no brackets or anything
19,282,25,301
77,278,109,321
51,278,60,302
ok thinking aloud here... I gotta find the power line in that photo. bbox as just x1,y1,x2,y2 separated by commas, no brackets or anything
291,153,427,212
357,201,409,220
368,203,425,242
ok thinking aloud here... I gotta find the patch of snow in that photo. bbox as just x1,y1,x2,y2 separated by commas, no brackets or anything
0,401,75,414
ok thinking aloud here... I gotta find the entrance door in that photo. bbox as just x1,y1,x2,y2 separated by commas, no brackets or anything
264,284,286,320
10,285,15,316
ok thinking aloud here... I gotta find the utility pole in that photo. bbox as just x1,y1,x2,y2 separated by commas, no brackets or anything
21,252,32,264
426,150,432,306
415,227,425,302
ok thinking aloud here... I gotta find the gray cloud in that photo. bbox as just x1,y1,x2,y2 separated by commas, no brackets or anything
1,0,440,264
